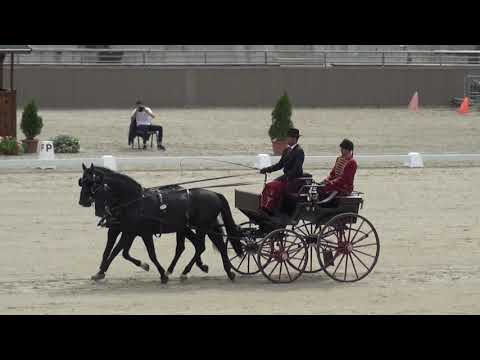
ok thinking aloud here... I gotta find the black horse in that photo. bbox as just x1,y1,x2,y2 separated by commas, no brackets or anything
78,164,243,283
79,165,211,281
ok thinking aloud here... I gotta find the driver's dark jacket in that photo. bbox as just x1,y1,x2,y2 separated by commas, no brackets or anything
264,144,305,181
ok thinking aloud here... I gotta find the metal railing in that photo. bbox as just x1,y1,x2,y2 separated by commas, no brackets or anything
5,49,480,66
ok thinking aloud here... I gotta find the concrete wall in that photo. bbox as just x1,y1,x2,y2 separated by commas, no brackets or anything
6,65,480,108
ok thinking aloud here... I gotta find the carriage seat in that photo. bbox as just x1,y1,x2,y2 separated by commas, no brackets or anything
287,174,312,194
284,175,314,207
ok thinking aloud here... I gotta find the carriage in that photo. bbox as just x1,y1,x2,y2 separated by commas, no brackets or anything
79,162,379,284
225,176,380,284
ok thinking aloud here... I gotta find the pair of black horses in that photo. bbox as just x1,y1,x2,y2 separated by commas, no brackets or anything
78,164,244,283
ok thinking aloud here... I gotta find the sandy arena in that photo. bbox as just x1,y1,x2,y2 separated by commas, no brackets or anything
0,108,479,314
3,107,480,158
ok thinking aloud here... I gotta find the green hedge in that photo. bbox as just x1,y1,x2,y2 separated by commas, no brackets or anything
51,135,80,153
0,137,24,155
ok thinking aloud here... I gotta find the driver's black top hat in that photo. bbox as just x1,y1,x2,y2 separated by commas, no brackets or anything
287,128,301,138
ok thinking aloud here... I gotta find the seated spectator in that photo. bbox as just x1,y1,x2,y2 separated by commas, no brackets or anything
130,101,165,150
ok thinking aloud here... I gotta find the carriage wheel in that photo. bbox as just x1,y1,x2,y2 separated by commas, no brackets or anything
316,213,379,283
226,221,262,275
290,220,324,274
257,228,308,284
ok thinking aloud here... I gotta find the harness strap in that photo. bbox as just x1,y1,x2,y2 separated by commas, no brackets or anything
185,189,191,226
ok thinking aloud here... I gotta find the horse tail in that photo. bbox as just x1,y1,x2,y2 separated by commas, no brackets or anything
217,193,243,256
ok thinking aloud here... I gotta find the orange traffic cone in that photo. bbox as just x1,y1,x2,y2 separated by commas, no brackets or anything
458,97,470,114
408,91,419,111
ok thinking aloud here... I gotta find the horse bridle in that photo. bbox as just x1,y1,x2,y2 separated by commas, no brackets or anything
79,175,117,227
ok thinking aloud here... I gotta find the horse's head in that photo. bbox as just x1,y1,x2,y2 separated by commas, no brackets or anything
78,163,127,218
78,163,105,208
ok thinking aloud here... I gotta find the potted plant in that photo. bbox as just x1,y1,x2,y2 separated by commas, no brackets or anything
20,100,43,153
269,92,294,155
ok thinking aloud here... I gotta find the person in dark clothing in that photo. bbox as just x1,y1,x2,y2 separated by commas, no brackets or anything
259,128,305,213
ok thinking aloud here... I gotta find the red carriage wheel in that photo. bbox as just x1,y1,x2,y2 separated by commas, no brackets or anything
257,228,308,284
316,213,380,282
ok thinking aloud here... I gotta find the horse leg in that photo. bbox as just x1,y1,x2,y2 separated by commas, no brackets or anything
166,232,187,275
180,230,206,280
122,236,150,272
141,233,169,284
185,228,209,274
208,228,236,282
92,232,134,281
97,227,120,275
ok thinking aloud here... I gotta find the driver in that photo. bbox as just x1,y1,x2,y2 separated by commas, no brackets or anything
259,128,305,214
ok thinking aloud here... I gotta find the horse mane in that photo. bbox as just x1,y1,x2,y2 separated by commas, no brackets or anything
92,166,143,194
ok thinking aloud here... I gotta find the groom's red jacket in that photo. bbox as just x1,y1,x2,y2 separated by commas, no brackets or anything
324,156,357,195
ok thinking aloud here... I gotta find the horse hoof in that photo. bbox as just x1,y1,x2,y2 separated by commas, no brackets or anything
200,265,209,273
161,276,169,284
180,274,188,281
228,272,236,282
140,262,150,272
91,273,105,281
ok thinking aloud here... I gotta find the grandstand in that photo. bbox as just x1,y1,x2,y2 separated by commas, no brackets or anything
29,45,480,51
14,45,479,66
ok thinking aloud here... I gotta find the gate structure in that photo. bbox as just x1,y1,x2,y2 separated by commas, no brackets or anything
465,75,480,104
0,45,32,138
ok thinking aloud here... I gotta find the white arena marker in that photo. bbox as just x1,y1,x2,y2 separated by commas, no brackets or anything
36,140,56,169
405,152,424,168
102,155,118,171
37,141,55,160
255,154,272,169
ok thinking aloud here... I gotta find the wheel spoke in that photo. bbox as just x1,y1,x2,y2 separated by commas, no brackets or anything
351,251,370,270
287,245,304,258
318,240,338,251
351,230,374,246
284,261,293,281
278,262,283,281
309,246,313,271
352,249,376,258
229,253,241,262
347,223,352,243
253,255,260,269
349,219,365,244
353,243,377,248
295,226,309,237
332,254,345,277
268,261,280,277
322,228,337,238
260,250,273,259
237,253,248,268
344,252,348,281
247,254,250,273
349,253,359,279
